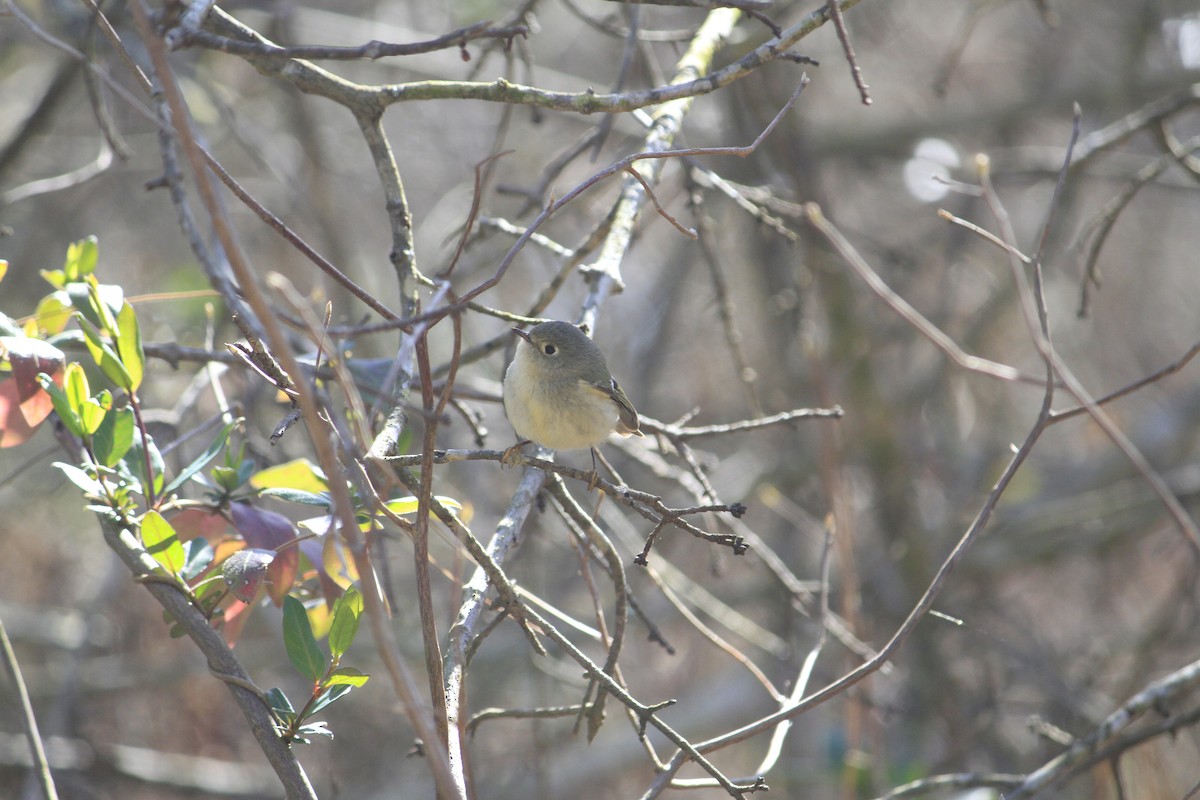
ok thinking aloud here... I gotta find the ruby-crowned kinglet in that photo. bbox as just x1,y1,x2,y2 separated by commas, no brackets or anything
503,321,643,457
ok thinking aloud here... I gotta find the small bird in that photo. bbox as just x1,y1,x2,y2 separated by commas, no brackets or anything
502,321,643,471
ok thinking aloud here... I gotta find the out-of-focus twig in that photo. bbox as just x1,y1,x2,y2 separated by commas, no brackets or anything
1004,657,1200,799
808,204,1048,386
826,0,871,104
0,614,59,800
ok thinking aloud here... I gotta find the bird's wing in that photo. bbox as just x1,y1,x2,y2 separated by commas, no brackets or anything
587,378,643,437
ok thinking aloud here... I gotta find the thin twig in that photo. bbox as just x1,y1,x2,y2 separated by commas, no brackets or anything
600,0,773,8
0,615,59,800
1073,135,1200,317
825,0,871,104
634,209,1059,786
1049,341,1200,423
806,203,1050,387
548,478,629,740
977,128,1200,554
649,406,842,439
688,177,765,415
201,2,857,115
937,208,1032,264
177,20,528,60
462,77,811,308
622,164,697,238
467,704,587,735
872,772,1023,799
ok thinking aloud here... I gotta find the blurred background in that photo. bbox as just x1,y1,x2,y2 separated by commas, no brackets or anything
2,0,1200,797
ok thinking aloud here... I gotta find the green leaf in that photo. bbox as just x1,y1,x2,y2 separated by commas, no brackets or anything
325,667,369,688
126,429,165,494
38,372,84,437
78,390,112,437
114,302,144,393
141,510,185,575
283,595,326,682
295,721,334,740
257,487,331,507
66,280,123,332
195,579,226,614
181,539,215,580
63,361,89,411
211,465,242,494
52,461,102,495
306,683,354,717
65,282,92,322
85,276,119,335
162,417,242,497
64,236,98,281
235,458,257,488
92,404,134,467
76,314,132,391
223,440,245,469
83,505,121,521
266,687,295,718
328,586,363,658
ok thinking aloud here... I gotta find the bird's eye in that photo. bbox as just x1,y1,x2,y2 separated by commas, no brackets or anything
543,344,557,355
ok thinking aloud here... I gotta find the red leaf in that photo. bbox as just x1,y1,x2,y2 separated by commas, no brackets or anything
229,503,299,607
0,338,64,447
301,538,344,609
220,600,253,648
230,502,296,550
169,507,232,544
265,546,298,608
4,337,65,408
0,379,43,447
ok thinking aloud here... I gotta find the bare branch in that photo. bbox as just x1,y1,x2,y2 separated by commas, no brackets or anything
176,20,528,60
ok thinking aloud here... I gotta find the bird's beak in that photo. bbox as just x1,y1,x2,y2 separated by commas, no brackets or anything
511,327,533,345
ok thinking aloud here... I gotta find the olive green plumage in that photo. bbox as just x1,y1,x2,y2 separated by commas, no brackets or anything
503,321,642,451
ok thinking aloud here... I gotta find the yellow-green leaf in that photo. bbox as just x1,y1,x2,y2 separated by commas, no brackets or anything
63,362,90,415
38,372,84,438
250,458,328,494
384,495,462,516
40,269,66,290
326,667,369,687
85,276,119,337
307,601,333,641
384,496,419,515
78,392,111,437
64,237,98,281
322,535,359,588
77,314,132,391
34,292,74,335
115,302,144,392
141,510,185,575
